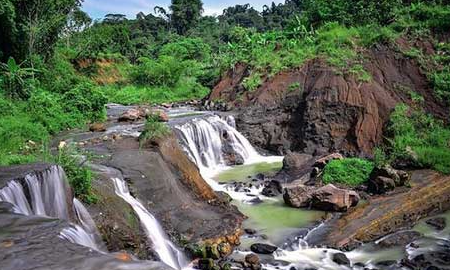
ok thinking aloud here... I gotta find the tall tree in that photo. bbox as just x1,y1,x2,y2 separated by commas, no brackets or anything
169,0,203,35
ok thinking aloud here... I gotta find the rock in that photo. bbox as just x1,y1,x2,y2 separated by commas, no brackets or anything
245,253,261,270
426,217,446,231
376,230,422,248
332,253,350,266
376,260,397,267
368,176,396,194
198,258,215,270
245,253,260,265
314,153,344,169
161,103,171,108
248,197,263,204
311,184,360,212
150,110,169,122
245,228,257,235
370,165,410,187
58,141,67,149
261,180,282,197
283,152,314,171
283,185,313,208
250,243,278,254
118,109,141,122
218,242,232,257
89,122,106,132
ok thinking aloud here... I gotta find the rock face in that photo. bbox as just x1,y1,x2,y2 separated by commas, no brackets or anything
209,44,447,156
283,184,360,212
321,170,450,249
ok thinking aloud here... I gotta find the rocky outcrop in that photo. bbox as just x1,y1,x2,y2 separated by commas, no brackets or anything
209,44,447,156
321,170,450,249
283,184,360,212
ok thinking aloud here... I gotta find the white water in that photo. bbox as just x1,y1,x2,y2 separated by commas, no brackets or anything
0,165,102,251
175,115,282,191
111,177,188,270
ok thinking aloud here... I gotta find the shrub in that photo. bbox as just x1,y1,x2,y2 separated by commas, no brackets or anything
131,56,188,87
242,72,262,91
0,57,37,100
57,146,97,204
63,82,107,121
323,158,375,186
139,115,171,146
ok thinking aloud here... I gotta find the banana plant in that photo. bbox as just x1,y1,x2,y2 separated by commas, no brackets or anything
0,57,38,99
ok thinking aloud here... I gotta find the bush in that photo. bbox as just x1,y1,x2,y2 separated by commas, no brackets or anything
57,146,97,204
383,104,450,174
139,115,171,146
63,82,107,121
323,158,375,186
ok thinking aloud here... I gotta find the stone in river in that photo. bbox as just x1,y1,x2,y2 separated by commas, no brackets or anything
261,180,282,197
250,243,278,254
332,252,350,266
426,217,446,231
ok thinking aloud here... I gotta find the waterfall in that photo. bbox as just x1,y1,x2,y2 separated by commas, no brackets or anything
174,115,282,183
111,177,188,270
0,165,102,251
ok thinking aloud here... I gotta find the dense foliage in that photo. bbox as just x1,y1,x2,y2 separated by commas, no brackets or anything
1,0,449,198
323,158,375,187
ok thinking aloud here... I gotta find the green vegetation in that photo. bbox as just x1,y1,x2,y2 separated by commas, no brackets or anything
381,104,450,174
1,0,450,198
57,146,97,204
323,158,375,186
139,115,171,146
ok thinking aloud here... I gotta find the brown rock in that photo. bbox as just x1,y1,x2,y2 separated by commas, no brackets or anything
89,122,106,132
311,184,360,212
282,152,314,171
245,254,261,270
369,165,411,193
314,153,344,168
118,109,141,122
283,185,313,208
368,176,396,194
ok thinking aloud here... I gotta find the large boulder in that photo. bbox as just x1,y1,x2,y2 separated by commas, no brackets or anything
368,165,410,194
283,185,314,208
310,184,360,212
261,180,283,197
118,109,142,122
368,176,396,194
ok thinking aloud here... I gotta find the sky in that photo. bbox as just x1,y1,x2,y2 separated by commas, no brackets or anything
82,0,284,19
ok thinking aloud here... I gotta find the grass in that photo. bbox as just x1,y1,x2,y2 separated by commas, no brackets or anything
322,158,375,187
139,115,171,146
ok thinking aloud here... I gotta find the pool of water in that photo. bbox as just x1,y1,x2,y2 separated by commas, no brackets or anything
214,162,283,183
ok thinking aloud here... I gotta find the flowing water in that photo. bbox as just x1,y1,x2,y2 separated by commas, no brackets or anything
173,112,427,270
0,165,103,251
111,177,189,270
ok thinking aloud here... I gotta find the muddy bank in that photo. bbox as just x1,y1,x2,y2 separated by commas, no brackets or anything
209,43,447,156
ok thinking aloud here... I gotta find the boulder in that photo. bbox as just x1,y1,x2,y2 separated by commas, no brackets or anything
283,185,313,208
118,109,141,122
89,122,106,132
368,176,396,194
426,217,446,231
261,180,282,197
314,153,344,169
282,152,314,172
311,184,360,212
245,253,261,270
250,243,278,254
332,253,350,266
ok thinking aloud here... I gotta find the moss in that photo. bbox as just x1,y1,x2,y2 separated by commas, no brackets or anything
323,158,375,187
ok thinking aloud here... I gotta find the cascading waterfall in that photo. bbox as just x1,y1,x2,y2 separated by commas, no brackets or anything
111,177,188,270
0,165,102,251
175,115,282,184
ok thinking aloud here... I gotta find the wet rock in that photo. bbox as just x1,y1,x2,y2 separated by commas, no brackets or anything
311,184,360,212
222,141,245,166
248,197,263,204
368,176,396,194
261,180,283,197
283,185,313,208
245,228,257,235
332,253,350,266
118,109,142,122
89,122,106,132
426,217,446,231
198,258,215,270
376,230,422,248
245,253,262,270
314,153,344,169
376,260,397,267
250,243,278,254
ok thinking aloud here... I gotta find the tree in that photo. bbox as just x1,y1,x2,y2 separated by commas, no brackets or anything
219,4,265,31
104,13,127,24
169,0,203,35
